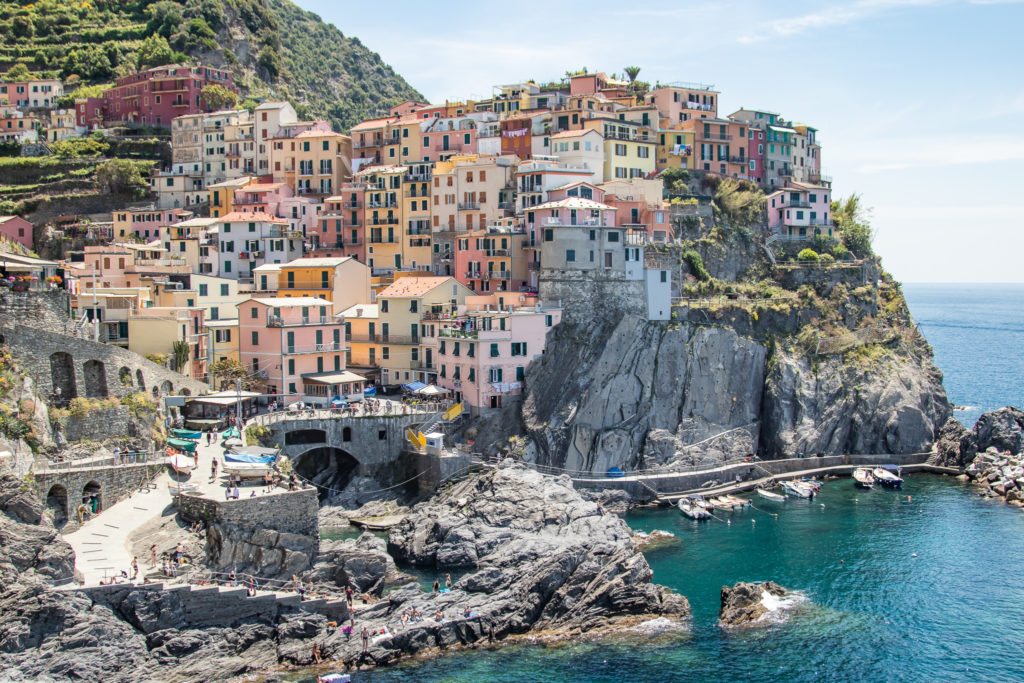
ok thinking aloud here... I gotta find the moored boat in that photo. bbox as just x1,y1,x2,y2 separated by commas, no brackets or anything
724,495,750,507
756,488,786,502
872,467,904,488
781,480,814,498
168,452,194,475
221,446,278,479
853,467,875,488
678,495,711,519
710,496,735,510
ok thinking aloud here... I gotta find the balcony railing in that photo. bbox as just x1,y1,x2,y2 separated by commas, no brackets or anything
369,216,399,226
458,202,481,211
368,235,397,244
702,133,732,142
404,172,431,182
367,199,399,209
439,328,478,339
527,261,539,270
684,101,714,111
485,249,510,257
728,156,746,164
422,308,458,321
783,200,812,208
267,315,336,327
284,342,342,355
485,271,511,280
281,281,332,290
346,333,419,345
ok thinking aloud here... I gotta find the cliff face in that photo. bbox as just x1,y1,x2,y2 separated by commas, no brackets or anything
518,231,950,473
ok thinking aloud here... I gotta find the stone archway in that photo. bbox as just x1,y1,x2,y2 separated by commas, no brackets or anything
161,380,173,395
179,388,191,396
136,369,146,391
119,367,133,387
83,359,108,398
152,386,160,399
49,351,76,404
292,447,360,501
82,481,102,514
46,484,68,527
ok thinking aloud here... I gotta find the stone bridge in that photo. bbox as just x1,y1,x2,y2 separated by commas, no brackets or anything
2,324,208,404
251,411,438,497
32,456,166,530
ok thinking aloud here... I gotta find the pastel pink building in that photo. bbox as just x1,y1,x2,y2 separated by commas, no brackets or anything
89,64,234,128
747,128,765,184
114,207,191,241
233,181,291,215
452,227,530,294
765,182,832,239
0,216,33,249
433,293,562,411
238,297,363,405
422,117,477,159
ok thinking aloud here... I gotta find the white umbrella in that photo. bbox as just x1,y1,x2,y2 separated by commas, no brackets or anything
415,384,448,396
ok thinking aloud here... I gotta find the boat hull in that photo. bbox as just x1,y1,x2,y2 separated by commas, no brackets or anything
756,488,785,502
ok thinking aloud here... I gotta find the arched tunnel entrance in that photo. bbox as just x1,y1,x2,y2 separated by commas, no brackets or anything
292,447,359,501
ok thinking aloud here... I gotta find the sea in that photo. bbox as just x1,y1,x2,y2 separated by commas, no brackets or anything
295,284,1024,682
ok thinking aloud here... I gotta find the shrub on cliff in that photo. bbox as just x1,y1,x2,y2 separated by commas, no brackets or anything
682,249,710,281
819,253,836,263
797,249,820,262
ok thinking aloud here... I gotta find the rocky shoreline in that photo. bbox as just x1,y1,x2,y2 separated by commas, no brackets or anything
0,463,688,680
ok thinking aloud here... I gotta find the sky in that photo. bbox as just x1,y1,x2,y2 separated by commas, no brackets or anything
301,0,1024,283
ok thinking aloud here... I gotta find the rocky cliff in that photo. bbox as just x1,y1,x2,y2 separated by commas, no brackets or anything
519,233,950,474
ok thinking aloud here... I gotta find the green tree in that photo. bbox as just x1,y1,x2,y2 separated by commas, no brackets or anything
5,63,31,81
146,1,184,38
210,359,251,389
797,248,820,262
623,66,641,84
831,193,875,257
171,340,190,374
136,34,176,70
96,159,149,197
200,84,238,111
660,168,690,193
258,47,281,79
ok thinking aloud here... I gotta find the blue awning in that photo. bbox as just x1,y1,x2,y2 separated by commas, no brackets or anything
402,381,427,391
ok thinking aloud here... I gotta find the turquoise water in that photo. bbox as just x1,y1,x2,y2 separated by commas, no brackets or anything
303,476,1024,682
903,283,1024,427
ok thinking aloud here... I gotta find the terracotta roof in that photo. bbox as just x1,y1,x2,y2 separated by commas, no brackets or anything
349,117,392,132
294,129,346,139
243,182,287,191
218,211,288,224
378,276,453,298
550,129,601,139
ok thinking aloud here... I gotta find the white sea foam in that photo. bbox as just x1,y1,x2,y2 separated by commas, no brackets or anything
756,589,809,624
629,616,688,634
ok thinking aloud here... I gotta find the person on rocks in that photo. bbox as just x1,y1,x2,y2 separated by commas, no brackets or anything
77,504,87,524
434,609,444,622
432,579,440,593
463,605,472,618
361,626,370,654
131,556,139,579
345,584,354,606
229,569,237,587
149,544,157,568
312,641,321,664
445,573,452,589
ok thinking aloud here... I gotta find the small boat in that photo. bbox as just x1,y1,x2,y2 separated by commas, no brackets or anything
222,446,278,479
167,437,197,453
801,478,823,493
168,481,200,494
170,428,202,440
757,488,786,502
724,495,750,507
168,452,195,475
678,496,710,519
872,467,904,488
853,467,875,488
781,480,814,498
709,496,735,510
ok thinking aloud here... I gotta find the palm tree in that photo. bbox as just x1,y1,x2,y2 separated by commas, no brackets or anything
623,66,642,85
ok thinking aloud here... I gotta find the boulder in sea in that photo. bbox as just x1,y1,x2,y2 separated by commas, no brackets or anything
632,529,679,552
719,581,790,627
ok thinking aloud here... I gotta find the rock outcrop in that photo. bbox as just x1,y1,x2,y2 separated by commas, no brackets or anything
934,407,1024,469
719,581,790,627
964,448,1024,505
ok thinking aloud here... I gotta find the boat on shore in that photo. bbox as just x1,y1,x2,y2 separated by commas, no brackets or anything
170,428,202,440
221,446,278,479
853,467,875,488
168,481,200,495
168,452,195,475
678,495,711,519
873,467,904,488
756,488,786,502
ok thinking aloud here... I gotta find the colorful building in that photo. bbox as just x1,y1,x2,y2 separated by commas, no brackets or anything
0,216,33,250
214,212,303,281
646,83,719,124
276,256,371,314
764,182,832,240
0,78,63,108
93,64,234,127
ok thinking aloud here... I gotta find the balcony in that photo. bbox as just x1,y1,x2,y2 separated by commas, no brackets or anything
403,172,431,182
485,249,510,257
407,226,431,236
346,333,419,345
367,199,399,209
684,101,714,112
368,235,397,244
369,216,399,226
702,132,732,142
284,342,342,355
784,200,812,208
527,261,539,271
458,202,481,211
485,271,511,280
728,156,746,164
267,315,337,327
439,328,478,339
281,280,332,290
422,307,457,321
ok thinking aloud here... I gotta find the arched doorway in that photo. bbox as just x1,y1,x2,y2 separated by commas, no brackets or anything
49,352,76,404
46,484,68,527
83,359,108,398
342,426,352,442
136,369,146,390
152,386,160,399
82,481,102,514
119,367,133,387
179,388,191,396
292,447,360,501
161,380,173,395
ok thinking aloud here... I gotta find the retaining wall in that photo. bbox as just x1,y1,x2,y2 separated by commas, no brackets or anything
33,459,165,528
176,488,319,538
62,405,135,442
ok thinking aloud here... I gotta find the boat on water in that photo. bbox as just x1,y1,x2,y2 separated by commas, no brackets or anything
853,467,875,488
724,495,750,507
756,488,786,502
801,478,823,493
873,466,904,488
781,480,815,498
678,495,711,519
709,496,736,510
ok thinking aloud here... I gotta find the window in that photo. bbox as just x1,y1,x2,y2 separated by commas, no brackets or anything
566,249,576,262
615,143,627,156
608,231,620,242
468,367,475,382
545,314,553,327
490,343,499,358
251,331,258,345
382,347,390,360
198,284,208,296
381,300,388,313
544,229,554,242
638,146,650,158
288,359,295,374
250,307,258,318
660,270,667,283
410,300,418,313
516,366,525,382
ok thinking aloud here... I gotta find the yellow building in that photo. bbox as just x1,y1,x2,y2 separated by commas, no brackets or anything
208,176,255,218
206,318,240,388
583,118,657,181
356,165,432,272
338,302,380,379
269,129,352,197
656,125,695,171
376,276,473,386
276,256,372,314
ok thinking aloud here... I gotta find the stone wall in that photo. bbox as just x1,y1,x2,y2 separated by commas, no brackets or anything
32,460,165,529
177,488,319,539
0,289,86,339
776,261,876,290
539,268,645,323
3,324,207,404
62,405,134,442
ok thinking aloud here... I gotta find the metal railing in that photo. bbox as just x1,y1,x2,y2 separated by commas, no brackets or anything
284,342,342,355
458,202,480,211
